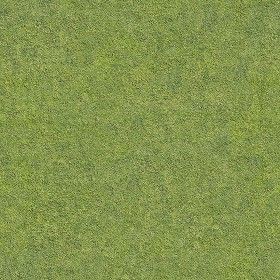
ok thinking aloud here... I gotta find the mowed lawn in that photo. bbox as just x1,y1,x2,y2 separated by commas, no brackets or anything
0,1,279,279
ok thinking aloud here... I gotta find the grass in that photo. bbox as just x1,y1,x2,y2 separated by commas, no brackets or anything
0,0,279,279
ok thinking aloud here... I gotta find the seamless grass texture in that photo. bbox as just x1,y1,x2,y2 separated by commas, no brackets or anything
0,1,280,279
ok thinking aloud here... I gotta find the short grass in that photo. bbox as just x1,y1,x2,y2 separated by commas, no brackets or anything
0,1,279,279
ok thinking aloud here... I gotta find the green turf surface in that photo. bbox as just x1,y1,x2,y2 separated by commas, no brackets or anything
0,1,279,279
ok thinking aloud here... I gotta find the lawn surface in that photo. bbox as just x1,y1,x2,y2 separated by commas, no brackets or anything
0,1,279,279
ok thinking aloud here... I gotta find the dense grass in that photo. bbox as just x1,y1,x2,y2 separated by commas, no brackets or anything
0,1,279,279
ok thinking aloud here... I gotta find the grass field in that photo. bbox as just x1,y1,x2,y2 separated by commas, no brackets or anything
0,1,280,279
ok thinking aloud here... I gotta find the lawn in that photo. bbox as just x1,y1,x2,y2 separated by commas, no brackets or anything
0,1,279,279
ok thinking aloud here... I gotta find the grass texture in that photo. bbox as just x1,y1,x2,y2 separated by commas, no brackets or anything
0,1,280,279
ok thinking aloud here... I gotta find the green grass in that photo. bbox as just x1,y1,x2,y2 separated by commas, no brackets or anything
0,0,280,279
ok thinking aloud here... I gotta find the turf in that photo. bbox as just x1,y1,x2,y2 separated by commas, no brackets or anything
0,0,279,279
